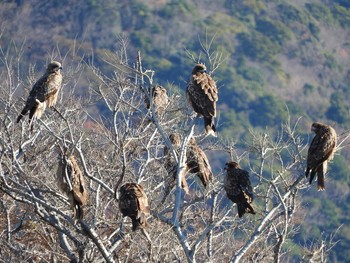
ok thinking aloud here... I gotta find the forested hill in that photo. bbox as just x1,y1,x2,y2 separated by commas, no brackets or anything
1,0,350,261
1,0,350,134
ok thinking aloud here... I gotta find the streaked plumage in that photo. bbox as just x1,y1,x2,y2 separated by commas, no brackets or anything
224,161,255,218
145,85,169,116
164,133,189,194
186,64,218,136
186,137,212,188
305,122,337,191
119,183,150,231
17,61,62,130
56,155,88,223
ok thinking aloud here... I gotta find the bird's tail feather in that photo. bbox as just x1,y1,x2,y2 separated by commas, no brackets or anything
237,202,255,218
317,165,326,191
309,170,316,185
131,218,140,231
16,114,23,123
17,109,28,123
132,214,149,231
73,204,84,224
305,168,310,177
204,117,216,137
197,172,211,188
317,173,325,191
181,176,190,194
77,204,84,221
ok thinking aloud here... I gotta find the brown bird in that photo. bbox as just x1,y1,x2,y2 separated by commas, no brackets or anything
224,161,255,218
186,137,213,188
305,122,337,191
119,183,150,231
17,61,62,130
56,155,88,223
186,64,218,136
145,85,169,116
164,133,189,195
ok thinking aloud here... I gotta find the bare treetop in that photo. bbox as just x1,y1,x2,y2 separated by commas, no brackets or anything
0,39,347,263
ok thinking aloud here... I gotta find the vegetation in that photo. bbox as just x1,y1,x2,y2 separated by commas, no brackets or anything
1,40,346,262
0,0,350,261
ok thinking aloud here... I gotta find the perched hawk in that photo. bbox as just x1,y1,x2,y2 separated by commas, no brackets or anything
186,137,213,188
17,61,62,130
164,133,182,156
164,133,189,195
145,85,169,116
56,155,88,223
305,122,337,191
186,64,218,136
224,161,255,218
119,183,150,231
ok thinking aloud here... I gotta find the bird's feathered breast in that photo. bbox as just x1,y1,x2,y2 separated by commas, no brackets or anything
187,143,212,171
119,183,150,218
119,191,138,214
25,71,62,106
68,156,88,206
45,71,62,107
308,126,337,165
224,168,253,200
186,139,213,187
153,87,168,108
192,73,218,102
187,72,218,118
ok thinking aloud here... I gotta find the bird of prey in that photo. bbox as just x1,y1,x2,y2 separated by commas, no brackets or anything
56,155,88,223
164,133,189,195
145,85,169,117
119,183,150,231
17,61,62,130
305,122,337,191
186,137,213,188
186,64,218,136
224,161,255,218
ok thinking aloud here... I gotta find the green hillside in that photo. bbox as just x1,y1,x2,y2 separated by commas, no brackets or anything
0,0,350,261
